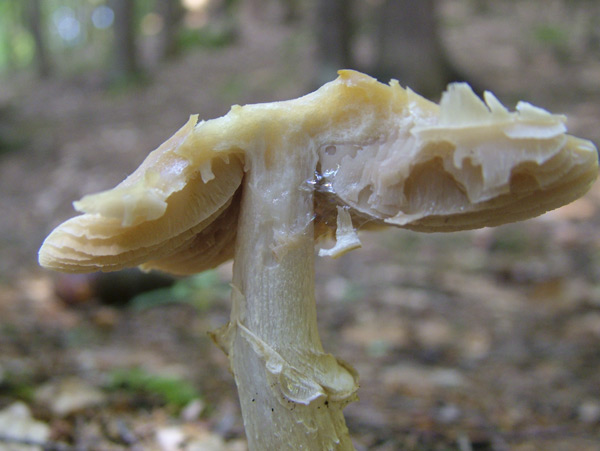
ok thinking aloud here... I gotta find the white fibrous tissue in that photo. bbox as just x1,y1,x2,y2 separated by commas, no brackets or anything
319,206,362,258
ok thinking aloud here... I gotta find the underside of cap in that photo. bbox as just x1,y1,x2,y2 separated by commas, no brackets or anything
139,190,240,275
316,80,598,233
39,149,244,273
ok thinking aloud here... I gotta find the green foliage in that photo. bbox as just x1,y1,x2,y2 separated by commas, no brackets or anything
178,25,237,51
0,368,36,402
0,0,240,75
0,0,32,71
106,70,151,94
0,105,26,155
533,24,571,62
533,24,569,47
107,367,201,409
130,270,229,312
489,228,530,255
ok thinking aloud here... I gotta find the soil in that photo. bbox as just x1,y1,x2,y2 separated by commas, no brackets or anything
1,1,599,450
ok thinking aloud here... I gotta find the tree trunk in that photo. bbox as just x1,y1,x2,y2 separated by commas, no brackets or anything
282,0,301,24
110,0,139,81
315,0,353,86
374,0,455,97
156,0,183,60
28,0,51,78
214,141,358,450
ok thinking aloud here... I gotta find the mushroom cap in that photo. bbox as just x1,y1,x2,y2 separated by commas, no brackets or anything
39,116,244,274
316,76,599,232
39,70,598,275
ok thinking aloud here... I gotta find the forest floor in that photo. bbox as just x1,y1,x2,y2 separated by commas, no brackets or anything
1,1,600,450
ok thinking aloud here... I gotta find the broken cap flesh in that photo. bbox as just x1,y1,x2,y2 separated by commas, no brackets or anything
39,70,599,274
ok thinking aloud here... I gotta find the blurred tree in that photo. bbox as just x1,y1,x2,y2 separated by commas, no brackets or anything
212,0,240,33
315,0,353,86
282,0,301,24
374,0,454,96
246,0,298,25
156,0,184,60
28,0,51,78
373,0,460,97
0,1,18,72
471,0,491,14
110,0,140,81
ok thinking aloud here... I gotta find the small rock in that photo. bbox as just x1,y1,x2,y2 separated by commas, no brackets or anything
156,426,185,451
54,273,97,306
414,318,454,349
35,377,106,417
157,425,230,451
565,312,600,340
323,276,350,302
92,306,120,329
382,363,465,394
578,400,600,424
428,368,465,388
459,329,492,361
0,402,50,450
378,287,430,312
225,439,248,451
342,318,410,352
185,431,227,451
18,275,56,305
435,403,462,424
181,399,206,422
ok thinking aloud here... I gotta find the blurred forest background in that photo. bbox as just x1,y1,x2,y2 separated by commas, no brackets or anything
1,0,600,450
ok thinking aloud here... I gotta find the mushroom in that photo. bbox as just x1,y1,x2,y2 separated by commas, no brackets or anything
39,70,598,450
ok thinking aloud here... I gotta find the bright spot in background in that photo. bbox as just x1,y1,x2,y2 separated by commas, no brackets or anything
182,0,211,28
53,6,81,44
91,6,114,30
182,0,210,11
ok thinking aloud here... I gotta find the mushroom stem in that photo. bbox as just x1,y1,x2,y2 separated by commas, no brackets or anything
215,143,358,450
